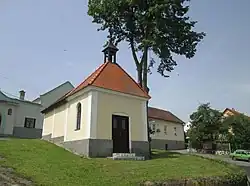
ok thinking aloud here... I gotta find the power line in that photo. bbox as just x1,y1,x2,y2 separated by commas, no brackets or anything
0,73,41,96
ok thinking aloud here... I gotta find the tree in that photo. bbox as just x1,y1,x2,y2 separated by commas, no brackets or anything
88,0,205,88
222,114,250,151
88,0,205,157
188,103,223,149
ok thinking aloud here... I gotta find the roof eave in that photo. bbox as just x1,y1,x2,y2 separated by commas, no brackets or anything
148,116,184,125
41,99,67,114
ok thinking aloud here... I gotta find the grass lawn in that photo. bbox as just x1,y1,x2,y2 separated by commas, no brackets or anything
0,139,242,186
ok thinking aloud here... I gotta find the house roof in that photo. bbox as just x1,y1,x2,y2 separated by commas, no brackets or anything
32,81,74,102
148,107,184,124
42,62,150,113
223,108,241,115
0,91,41,106
223,108,250,118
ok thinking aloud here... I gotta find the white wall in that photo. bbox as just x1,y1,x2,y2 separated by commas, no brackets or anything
42,110,54,136
65,92,90,141
15,101,43,129
150,118,185,141
52,104,66,138
0,103,17,135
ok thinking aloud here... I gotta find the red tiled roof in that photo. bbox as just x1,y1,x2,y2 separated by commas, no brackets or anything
67,62,150,98
42,62,150,113
148,107,184,124
223,108,250,118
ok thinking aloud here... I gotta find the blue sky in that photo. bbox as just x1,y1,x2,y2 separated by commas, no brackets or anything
0,0,249,122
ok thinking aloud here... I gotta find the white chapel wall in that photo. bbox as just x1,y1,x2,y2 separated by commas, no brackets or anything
65,92,90,141
42,111,54,136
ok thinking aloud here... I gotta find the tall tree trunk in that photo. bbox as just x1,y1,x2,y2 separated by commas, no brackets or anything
137,64,143,87
130,39,142,86
142,48,148,90
142,47,151,159
130,38,151,158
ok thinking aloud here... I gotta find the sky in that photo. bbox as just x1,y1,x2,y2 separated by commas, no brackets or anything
0,0,249,123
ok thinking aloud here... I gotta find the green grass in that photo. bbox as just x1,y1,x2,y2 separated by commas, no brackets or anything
0,139,241,186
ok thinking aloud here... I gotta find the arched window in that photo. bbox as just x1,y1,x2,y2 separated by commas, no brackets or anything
8,108,12,116
76,103,81,130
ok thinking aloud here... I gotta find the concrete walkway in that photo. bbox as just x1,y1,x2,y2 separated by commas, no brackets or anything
172,149,250,185
0,167,33,186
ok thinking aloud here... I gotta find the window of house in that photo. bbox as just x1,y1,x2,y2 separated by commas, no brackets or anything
174,127,177,136
24,117,36,128
164,125,167,135
152,123,156,132
8,108,12,116
76,103,81,130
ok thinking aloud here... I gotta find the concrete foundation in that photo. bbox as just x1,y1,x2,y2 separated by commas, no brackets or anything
42,134,52,141
151,139,185,150
131,141,150,159
13,127,42,139
51,136,64,144
59,139,150,158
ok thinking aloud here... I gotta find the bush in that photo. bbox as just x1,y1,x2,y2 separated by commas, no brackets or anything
141,172,247,186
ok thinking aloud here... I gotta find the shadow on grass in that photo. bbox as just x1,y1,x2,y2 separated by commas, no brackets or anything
151,150,183,159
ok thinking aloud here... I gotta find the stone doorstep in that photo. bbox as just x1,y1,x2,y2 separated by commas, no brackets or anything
112,153,136,157
107,156,145,161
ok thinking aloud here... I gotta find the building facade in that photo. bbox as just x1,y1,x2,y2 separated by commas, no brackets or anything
42,43,151,158
0,90,43,138
0,81,74,139
148,107,185,150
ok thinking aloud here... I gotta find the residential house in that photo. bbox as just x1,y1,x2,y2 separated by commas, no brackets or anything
222,108,247,118
0,90,43,138
222,107,250,135
148,107,185,150
41,42,151,158
0,81,74,139
33,81,74,109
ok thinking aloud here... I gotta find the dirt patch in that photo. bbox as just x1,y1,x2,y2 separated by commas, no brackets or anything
0,167,33,186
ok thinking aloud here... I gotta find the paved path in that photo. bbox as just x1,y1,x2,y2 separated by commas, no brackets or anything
0,154,32,186
0,167,33,186
173,150,250,183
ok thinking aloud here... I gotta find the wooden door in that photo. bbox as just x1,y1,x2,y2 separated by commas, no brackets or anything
112,115,129,153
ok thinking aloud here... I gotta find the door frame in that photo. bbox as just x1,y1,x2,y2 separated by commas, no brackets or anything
112,113,131,153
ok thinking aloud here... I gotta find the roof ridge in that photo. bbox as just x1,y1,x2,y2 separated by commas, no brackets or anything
41,81,73,96
88,61,109,84
149,107,169,112
68,62,108,96
115,63,150,98
148,107,184,124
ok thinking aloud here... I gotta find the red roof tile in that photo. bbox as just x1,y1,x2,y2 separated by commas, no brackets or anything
42,62,150,113
67,62,150,98
223,108,250,118
148,107,184,124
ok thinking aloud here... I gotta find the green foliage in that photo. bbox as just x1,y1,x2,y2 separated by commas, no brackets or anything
88,0,205,87
88,0,205,159
223,114,250,151
188,103,250,152
188,103,223,149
